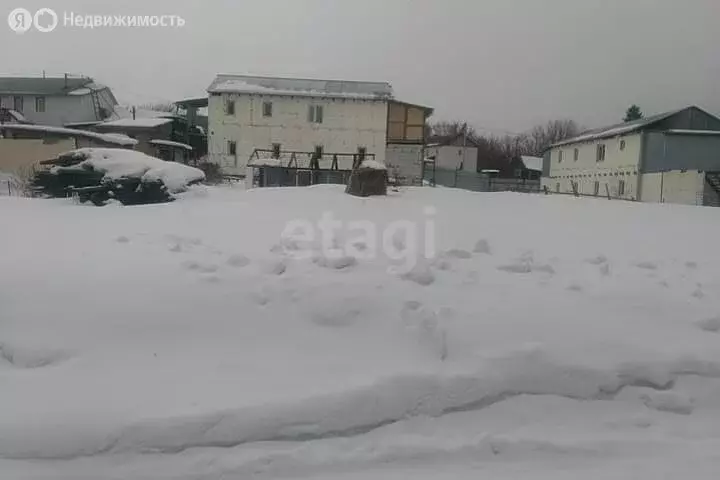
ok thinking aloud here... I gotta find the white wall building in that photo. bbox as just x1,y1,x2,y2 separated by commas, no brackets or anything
425,138,479,172
0,76,118,127
207,75,393,176
542,106,720,206
206,75,433,186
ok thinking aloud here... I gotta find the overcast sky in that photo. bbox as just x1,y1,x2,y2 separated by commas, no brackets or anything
2,0,718,133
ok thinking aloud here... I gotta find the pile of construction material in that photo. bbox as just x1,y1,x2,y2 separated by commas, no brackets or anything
31,148,205,206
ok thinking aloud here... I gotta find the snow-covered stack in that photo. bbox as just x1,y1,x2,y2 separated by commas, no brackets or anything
31,148,205,205
345,158,387,197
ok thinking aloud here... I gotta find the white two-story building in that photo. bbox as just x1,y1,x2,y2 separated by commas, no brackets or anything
207,75,392,174
542,106,720,206
206,74,433,185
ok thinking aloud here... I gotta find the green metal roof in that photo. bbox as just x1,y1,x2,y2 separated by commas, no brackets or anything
0,77,94,95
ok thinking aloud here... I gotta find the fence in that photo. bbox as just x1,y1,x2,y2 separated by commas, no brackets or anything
1,177,28,197
424,166,541,193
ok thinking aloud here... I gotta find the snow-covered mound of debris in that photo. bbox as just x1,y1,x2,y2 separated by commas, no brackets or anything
31,148,205,205
2,186,720,479
54,148,205,193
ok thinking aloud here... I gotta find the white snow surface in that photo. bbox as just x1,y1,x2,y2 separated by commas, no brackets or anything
210,79,386,100
148,139,194,151
55,148,204,192
359,159,387,170
2,187,720,479
100,118,174,128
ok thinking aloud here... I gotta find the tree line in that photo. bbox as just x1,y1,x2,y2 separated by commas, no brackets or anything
429,105,644,170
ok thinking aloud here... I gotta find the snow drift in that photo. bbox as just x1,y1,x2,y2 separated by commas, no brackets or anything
2,186,720,479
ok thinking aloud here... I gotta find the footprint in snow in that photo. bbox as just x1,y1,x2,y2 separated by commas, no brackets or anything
473,239,492,255
400,263,435,286
635,261,658,270
695,316,720,333
115,235,130,244
227,254,250,268
599,263,611,276
443,248,472,260
267,260,287,276
404,300,423,311
497,263,532,274
586,254,608,265
567,283,584,292
313,253,357,270
685,261,698,269
182,261,219,274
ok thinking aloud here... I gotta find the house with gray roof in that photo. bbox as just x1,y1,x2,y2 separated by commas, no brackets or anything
542,106,720,206
0,75,118,127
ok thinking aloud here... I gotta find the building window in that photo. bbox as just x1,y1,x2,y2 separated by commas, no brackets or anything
596,144,606,162
272,143,281,159
263,101,273,117
227,140,237,156
308,105,324,124
574,148,579,161
618,179,625,196
594,181,600,196
619,139,626,151
35,96,46,113
13,96,23,112
558,150,563,163
225,99,235,116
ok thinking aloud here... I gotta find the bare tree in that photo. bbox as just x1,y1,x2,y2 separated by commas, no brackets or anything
524,120,580,156
428,121,478,142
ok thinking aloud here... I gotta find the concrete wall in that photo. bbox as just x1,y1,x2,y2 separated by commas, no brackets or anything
0,138,75,180
425,145,478,171
0,89,116,126
542,133,642,199
639,170,704,205
208,93,388,175
385,144,424,186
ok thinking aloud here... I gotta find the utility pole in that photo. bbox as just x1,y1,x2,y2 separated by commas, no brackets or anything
461,122,468,171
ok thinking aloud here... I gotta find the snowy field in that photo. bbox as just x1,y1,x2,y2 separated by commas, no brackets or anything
2,185,720,479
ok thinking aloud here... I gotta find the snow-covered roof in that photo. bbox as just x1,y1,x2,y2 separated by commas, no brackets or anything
98,118,174,129
0,76,94,95
0,123,138,147
208,74,393,100
665,129,720,136
54,148,204,193
111,105,180,121
64,121,103,128
548,107,720,148
149,139,193,151
521,155,543,172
